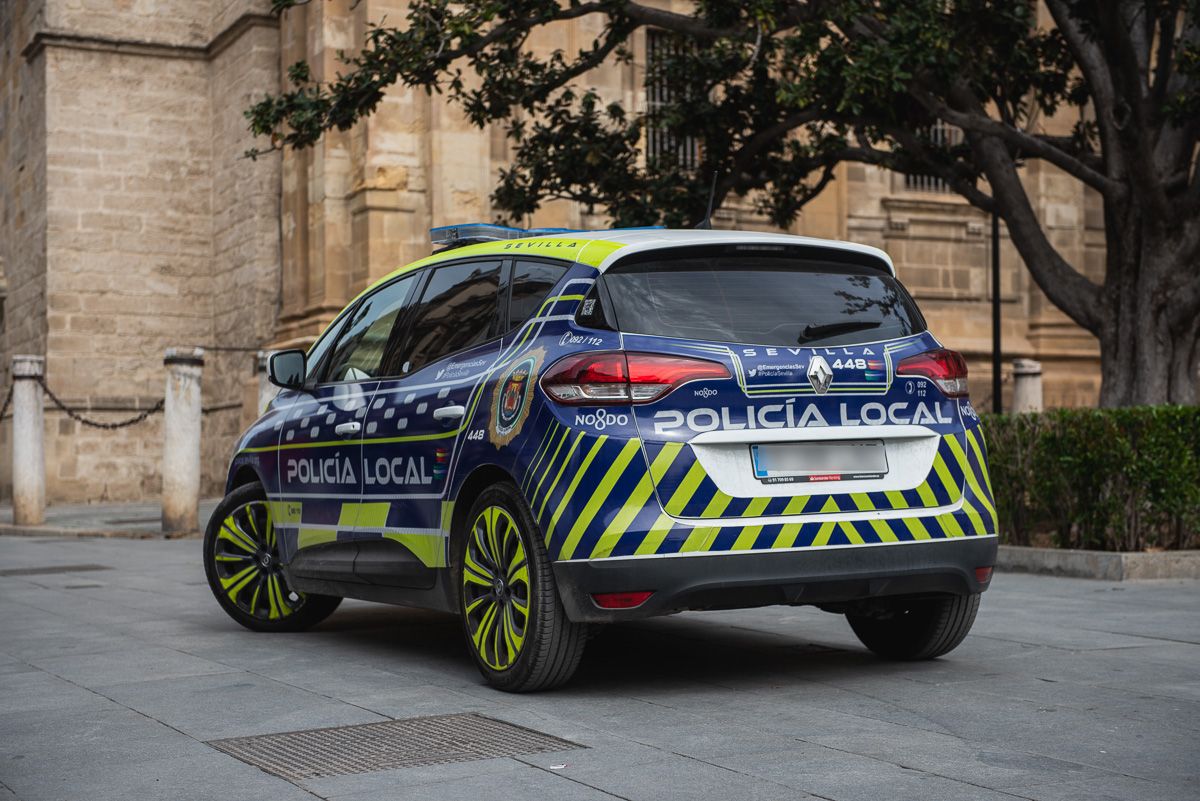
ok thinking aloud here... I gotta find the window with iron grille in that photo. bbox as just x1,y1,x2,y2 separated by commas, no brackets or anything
645,29,700,170
903,121,963,192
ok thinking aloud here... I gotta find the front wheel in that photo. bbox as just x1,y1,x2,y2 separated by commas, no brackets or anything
203,482,341,632
847,593,980,660
457,482,587,692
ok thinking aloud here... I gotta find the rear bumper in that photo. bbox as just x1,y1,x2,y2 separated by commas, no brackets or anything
553,535,997,622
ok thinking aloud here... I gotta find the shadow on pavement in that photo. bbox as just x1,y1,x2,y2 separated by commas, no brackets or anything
299,602,888,691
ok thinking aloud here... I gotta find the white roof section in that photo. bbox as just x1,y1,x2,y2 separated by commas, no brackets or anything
557,228,896,276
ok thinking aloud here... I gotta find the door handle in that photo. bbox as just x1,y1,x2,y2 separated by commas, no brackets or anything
432,405,466,422
334,421,362,438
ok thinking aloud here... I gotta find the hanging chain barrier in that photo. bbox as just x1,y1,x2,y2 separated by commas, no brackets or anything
35,375,164,430
1,350,254,426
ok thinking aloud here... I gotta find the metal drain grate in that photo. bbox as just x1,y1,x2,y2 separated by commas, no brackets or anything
207,713,584,780
0,564,111,577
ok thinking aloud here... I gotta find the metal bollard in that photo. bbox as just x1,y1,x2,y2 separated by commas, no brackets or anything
162,347,204,533
256,350,279,415
12,355,46,526
1012,358,1043,413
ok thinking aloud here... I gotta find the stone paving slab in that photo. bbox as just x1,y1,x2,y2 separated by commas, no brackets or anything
0,535,1196,801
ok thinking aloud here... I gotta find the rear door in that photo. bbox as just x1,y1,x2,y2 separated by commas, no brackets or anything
354,258,506,587
600,245,963,521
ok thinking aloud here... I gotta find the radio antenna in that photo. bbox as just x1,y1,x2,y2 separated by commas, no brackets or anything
695,170,719,230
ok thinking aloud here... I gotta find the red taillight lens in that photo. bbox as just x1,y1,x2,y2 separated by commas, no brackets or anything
896,348,969,397
974,566,993,584
591,591,653,609
541,351,729,405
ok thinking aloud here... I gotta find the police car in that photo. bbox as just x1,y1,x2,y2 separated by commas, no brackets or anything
204,225,997,692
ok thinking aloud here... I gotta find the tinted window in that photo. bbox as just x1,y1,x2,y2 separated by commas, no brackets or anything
602,250,925,347
322,274,418,382
304,311,351,381
402,260,503,374
507,260,569,329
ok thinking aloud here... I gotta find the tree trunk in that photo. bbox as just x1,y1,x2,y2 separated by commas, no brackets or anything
1096,204,1200,407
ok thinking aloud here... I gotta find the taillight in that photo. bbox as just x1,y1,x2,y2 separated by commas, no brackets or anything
896,348,969,397
541,351,729,405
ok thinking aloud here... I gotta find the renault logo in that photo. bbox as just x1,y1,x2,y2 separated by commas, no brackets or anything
807,355,833,394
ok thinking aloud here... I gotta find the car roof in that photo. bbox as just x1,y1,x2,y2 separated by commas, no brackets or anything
355,228,896,307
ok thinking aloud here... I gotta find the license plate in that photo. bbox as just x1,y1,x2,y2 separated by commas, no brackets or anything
751,440,888,484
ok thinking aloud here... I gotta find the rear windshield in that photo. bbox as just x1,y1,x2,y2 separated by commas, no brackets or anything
598,247,925,347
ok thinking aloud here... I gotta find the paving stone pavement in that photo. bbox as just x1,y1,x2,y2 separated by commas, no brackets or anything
0,534,1196,801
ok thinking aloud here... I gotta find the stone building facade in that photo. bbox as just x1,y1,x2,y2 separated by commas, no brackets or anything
0,0,1100,504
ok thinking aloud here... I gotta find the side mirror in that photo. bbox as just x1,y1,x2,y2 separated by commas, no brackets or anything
268,349,307,390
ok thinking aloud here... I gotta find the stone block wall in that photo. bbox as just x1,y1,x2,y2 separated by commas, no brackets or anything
0,0,282,503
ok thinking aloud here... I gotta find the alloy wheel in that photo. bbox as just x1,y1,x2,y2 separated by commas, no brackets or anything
211,500,304,621
462,506,531,670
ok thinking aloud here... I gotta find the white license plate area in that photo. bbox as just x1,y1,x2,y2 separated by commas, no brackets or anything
751,440,888,484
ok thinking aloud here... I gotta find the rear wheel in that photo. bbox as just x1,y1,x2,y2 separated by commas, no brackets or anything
457,482,587,692
847,593,980,660
203,482,341,632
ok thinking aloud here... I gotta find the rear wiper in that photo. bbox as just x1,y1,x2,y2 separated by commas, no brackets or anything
797,320,882,343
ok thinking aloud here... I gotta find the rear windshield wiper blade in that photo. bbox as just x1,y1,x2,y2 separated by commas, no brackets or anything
797,320,882,343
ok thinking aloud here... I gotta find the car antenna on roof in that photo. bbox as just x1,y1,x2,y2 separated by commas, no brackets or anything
695,170,720,230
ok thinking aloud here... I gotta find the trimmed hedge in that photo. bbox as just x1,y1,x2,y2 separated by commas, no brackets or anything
983,406,1200,552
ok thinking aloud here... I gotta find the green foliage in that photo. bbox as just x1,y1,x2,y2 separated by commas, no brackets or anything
984,407,1200,551
247,0,1199,226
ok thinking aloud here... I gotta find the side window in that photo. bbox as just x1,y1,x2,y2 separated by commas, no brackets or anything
304,311,352,381
401,260,503,374
507,260,569,330
321,274,419,383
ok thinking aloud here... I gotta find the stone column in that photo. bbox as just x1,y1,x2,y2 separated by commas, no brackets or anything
162,347,204,533
257,350,279,415
1012,358,1044,413
12,355,46,526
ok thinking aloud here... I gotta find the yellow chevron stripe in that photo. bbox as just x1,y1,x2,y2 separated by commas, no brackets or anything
771,522,804,548
634,513,675,555
523,423,559,490
699,489,735,518
589,444,682,559
960,496,987,536
560,438,641,559
545,435,608,546
782,494,811,515
840,521,864,544
680,525,720,552
899,516,933,540
951,431,997,526
932,449,964,503
730,497,772,550
649,442,684,482
966,427,997,501
662,459,708,516
533,428,576,516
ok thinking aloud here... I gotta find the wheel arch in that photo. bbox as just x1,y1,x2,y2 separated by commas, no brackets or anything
226,463,265,495
448,464,520,567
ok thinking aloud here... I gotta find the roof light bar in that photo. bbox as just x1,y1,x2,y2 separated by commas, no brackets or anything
429,223,581,250
428,223,667,251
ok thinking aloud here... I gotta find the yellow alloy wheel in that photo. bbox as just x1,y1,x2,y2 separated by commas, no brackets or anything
212,500,304,621
462,505,531,671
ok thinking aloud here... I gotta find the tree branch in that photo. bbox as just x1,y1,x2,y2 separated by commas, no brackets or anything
967,127,1103,333
1044,0,1126,182
910,83,1123,198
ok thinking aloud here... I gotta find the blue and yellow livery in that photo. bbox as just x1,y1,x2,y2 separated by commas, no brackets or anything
203,227,997,691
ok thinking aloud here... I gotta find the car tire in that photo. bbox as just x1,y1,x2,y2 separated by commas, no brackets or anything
846,593,980,660
203,481,341,633
457,481,587,692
